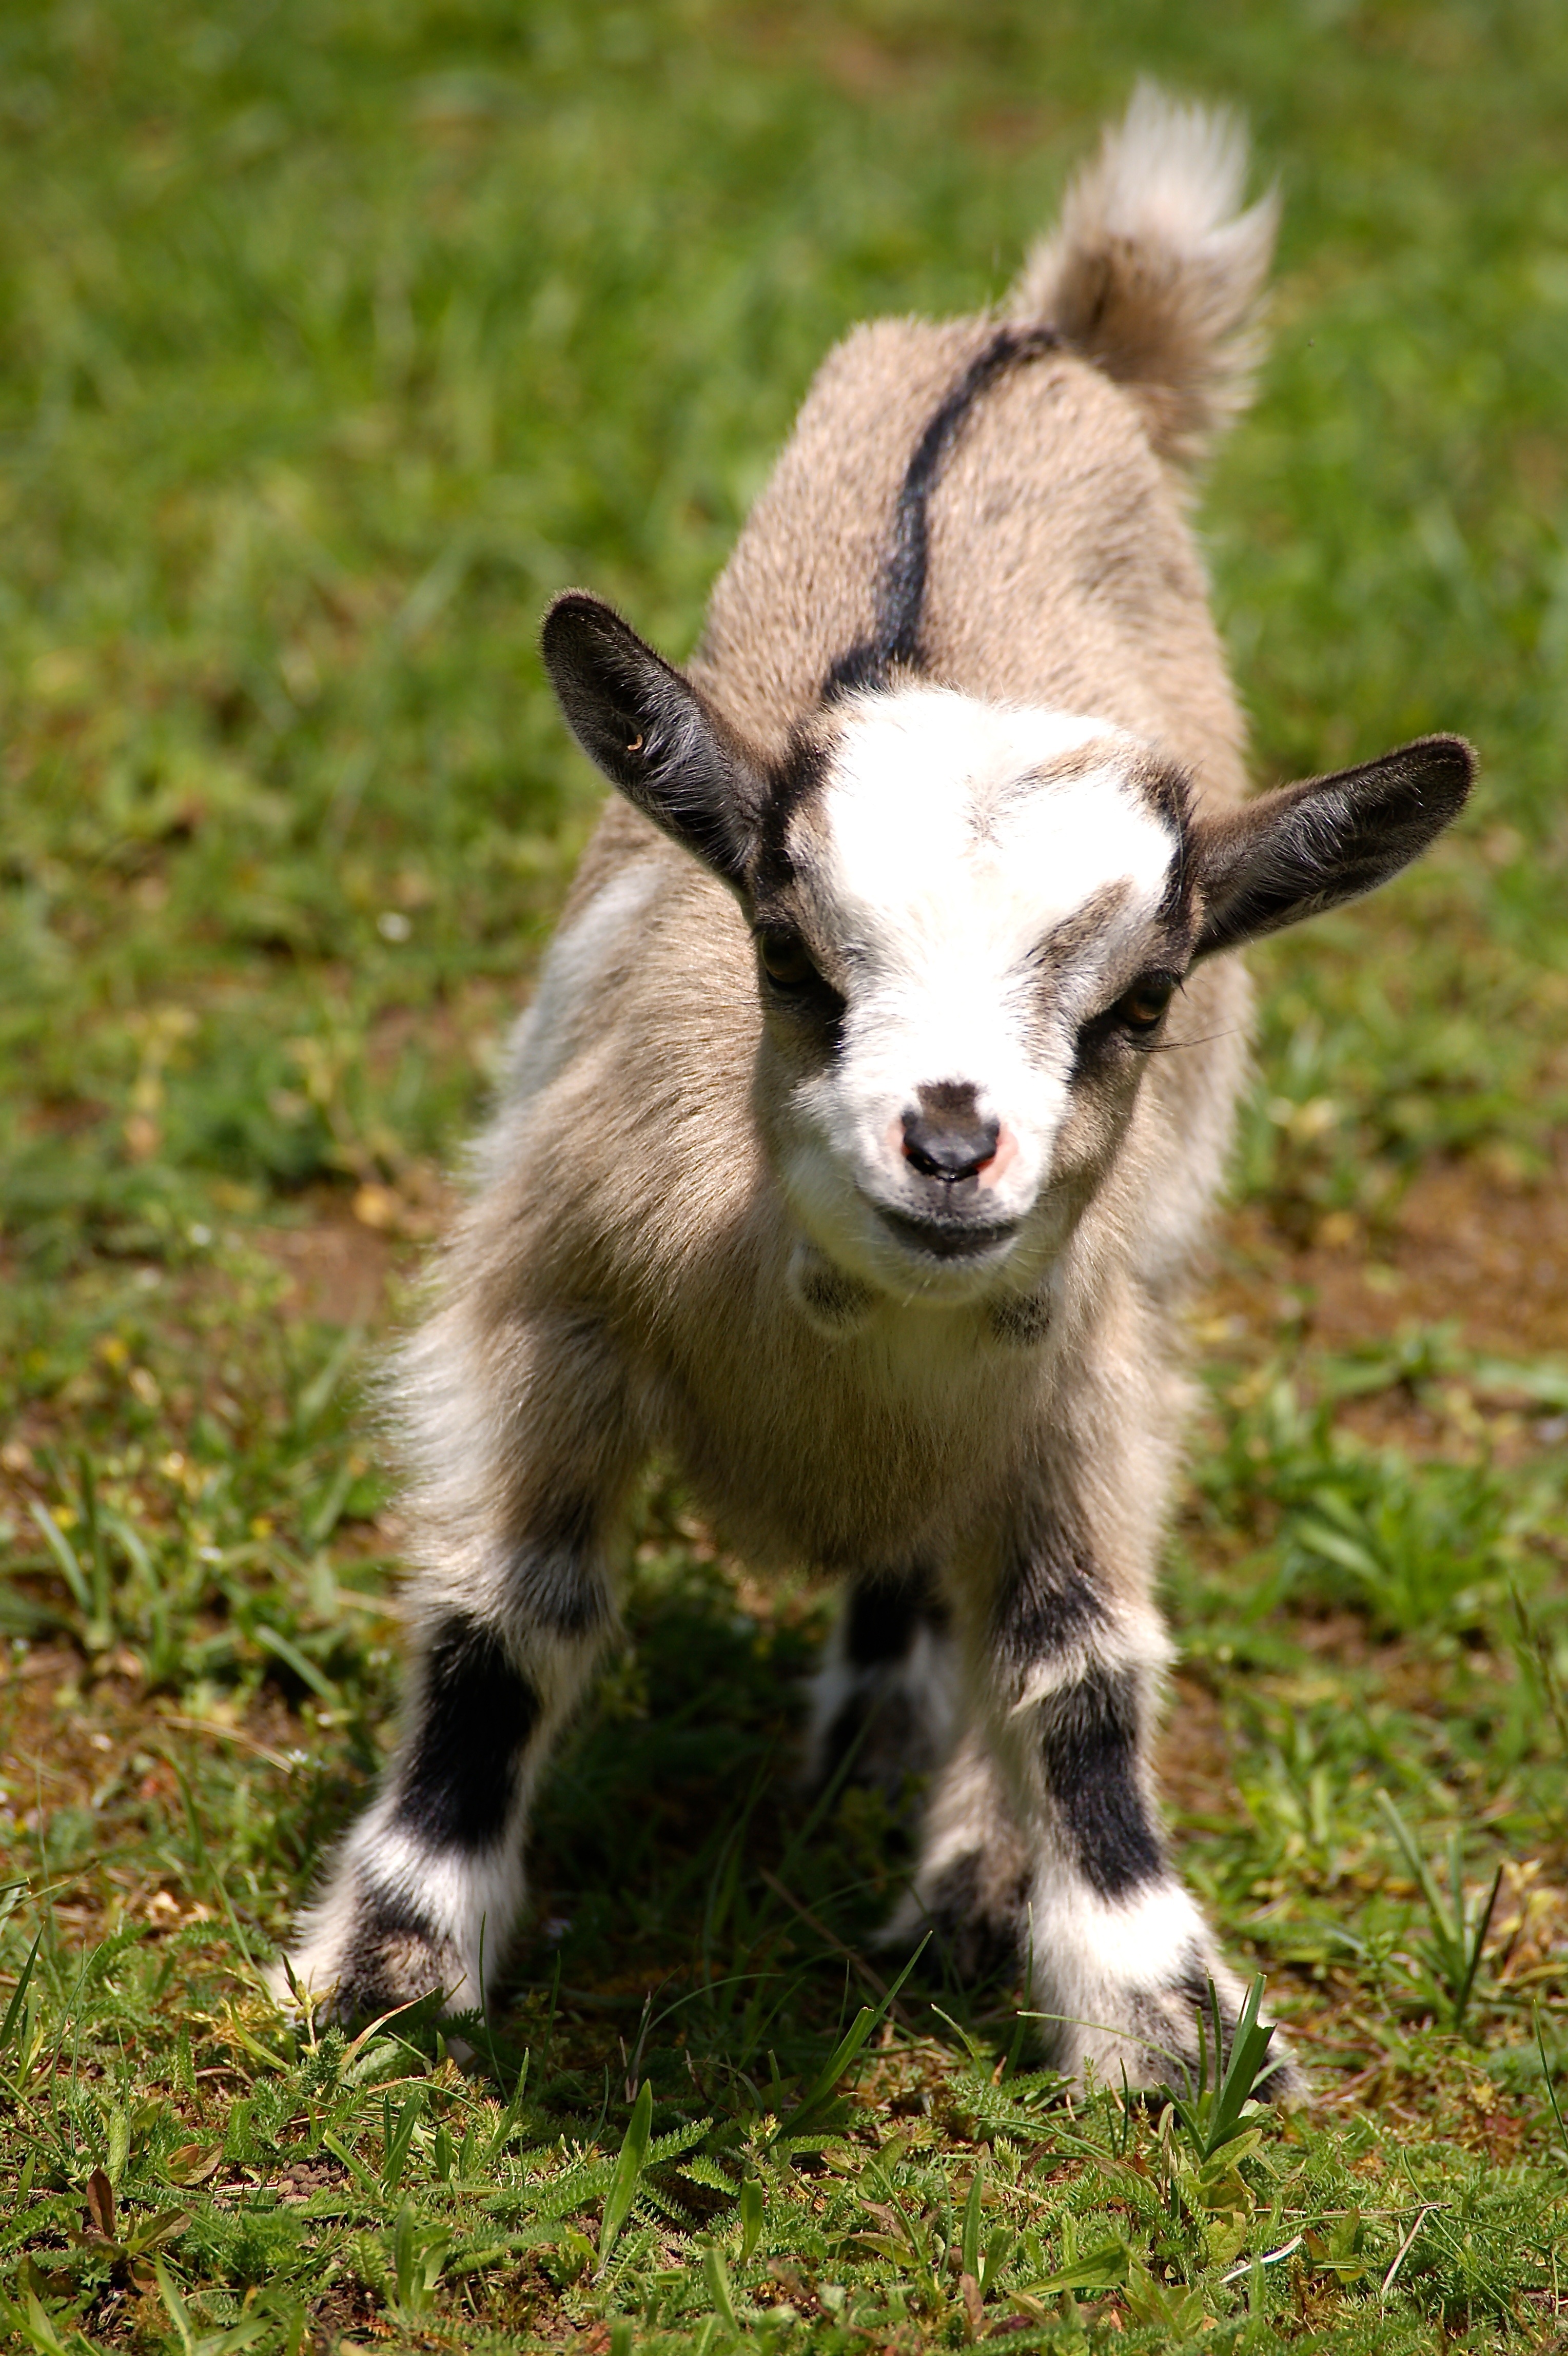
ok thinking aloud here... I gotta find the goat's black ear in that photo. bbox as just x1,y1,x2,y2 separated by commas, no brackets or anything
541,591,766,888
1191,734,1474,958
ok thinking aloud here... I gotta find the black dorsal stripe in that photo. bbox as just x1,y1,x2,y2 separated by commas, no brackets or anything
826,322,1061,700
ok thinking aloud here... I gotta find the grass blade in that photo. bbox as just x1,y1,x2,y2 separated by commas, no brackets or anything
252,1622,338,1705
961,2162,983,2280
166,1755,258,1977
27,1503,92,1617
781,1934,927,2141
1377,1792,1464,1980
739,2176,763,2262
154,2259,197,2356
598,2077,653,2265
1377,1793,1499,2028
1451,1863,1503,2032
702,2244,739,2332
1160,1975,1279,2160
1536,2006,1568,2162
1,1928,44,2057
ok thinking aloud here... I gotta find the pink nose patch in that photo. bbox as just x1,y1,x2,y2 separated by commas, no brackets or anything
976,1125,1016,1186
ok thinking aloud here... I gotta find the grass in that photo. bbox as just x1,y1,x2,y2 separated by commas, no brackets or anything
3,0,1568,2346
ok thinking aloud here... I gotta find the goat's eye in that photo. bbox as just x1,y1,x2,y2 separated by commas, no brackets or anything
757,932,820,991
1115,973,1177,1032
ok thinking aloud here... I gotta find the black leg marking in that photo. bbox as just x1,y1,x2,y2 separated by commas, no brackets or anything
817,1567,949,1794
1039,1667,1164,1900
845,1566,942,1666
819,1685,918,1795
394,1615,539,1849
508,1497,610,1637
327,1879,456,2020
992,1513,1106,1670
825,324,1062,698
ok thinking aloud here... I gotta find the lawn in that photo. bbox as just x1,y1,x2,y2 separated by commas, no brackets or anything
3,0,1568,2348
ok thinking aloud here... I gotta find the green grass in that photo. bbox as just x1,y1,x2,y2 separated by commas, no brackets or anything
4,0,1568,2347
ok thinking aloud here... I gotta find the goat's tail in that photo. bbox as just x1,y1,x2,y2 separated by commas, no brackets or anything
1010,83,1278,471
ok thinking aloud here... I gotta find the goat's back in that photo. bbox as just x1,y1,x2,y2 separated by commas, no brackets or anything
691,322,1248,810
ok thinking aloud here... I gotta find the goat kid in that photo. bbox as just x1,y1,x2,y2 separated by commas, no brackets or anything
277,88,1472,2095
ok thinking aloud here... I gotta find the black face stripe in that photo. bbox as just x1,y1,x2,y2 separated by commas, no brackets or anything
394,1615,540,1850
1151,771,1198,930
1134,756,1194,833
824,324,1062,700
1028,880,1136,979
747,728,830,905
992,1517,1107,1668
1039,1666,1165,1900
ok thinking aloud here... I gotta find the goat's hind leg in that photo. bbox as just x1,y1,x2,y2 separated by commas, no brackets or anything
805,1565,958,1801
883,1722,1032,1984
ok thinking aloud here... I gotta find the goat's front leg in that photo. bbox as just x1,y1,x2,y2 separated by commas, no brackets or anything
903,1506,1302,2099
273,1307,636,2023
278,1593,610,2023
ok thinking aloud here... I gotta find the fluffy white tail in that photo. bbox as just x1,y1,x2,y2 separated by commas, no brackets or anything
1011,83,1278,469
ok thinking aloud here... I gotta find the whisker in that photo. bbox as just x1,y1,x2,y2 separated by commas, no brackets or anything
1136,1024,1244,1056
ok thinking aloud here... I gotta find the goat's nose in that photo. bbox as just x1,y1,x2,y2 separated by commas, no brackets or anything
901,1093,1001,1184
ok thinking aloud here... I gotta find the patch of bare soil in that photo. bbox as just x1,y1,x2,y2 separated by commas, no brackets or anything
257,1199,411,1327
1165,1144,1568,1825
1157,1673,1243,1827
1209,1137,1568,1366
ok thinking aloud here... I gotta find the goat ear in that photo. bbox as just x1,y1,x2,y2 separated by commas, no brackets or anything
1191,734,1474,958
541,591,766,887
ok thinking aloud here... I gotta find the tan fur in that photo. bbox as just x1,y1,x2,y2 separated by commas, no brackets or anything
1010,82,1278,469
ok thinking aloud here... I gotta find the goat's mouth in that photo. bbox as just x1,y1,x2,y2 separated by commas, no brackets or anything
872,1204,1022,1263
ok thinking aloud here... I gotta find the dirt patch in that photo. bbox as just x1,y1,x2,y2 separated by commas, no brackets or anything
258,1203,410,1327
1208,1137,1568,1366
1157,1672,1245,1825
249,1172,460,1326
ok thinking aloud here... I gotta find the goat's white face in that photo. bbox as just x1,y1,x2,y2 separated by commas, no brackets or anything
757,688,1185,1301
541,588,1472,1312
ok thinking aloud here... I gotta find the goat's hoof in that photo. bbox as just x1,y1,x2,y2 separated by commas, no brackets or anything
267,1909,468,2028
1064,1974,1306,2107
1152,1976,1304,2106
881,1848,1029,1987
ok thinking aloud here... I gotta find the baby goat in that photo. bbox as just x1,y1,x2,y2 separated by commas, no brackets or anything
279,89,1471,2093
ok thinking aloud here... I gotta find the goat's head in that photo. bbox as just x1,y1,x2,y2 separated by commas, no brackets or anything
543,592,1472,1308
